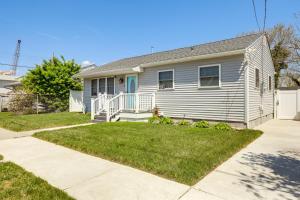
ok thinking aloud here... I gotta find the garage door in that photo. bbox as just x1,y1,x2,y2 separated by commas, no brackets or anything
277,90,299,119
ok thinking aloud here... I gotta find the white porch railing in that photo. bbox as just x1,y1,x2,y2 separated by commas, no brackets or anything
91,92,155,121
91,93,115,120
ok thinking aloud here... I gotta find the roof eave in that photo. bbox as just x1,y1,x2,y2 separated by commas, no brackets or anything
77,49,246,78
138,49,246,69
78,68,135,78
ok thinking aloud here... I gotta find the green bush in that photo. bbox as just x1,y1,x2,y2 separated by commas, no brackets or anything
194,120,210,128
214,122,232,131
159,117,174,125
0,155,3,160
177,120,190,126
148,116,160,124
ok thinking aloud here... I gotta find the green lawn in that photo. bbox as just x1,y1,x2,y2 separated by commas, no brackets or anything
0,112,90,132
0,155,73,200
34,122,262,185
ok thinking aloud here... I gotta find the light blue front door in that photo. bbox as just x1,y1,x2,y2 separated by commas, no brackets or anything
126,76,137,110
126,75,137,93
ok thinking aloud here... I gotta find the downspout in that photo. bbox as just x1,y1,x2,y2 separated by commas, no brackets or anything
244,51,250,128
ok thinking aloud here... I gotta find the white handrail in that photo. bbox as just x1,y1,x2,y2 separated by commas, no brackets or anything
105,92,155,122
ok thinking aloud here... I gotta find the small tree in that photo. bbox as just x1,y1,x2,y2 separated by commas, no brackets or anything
22,56,82,112
270,42,290,88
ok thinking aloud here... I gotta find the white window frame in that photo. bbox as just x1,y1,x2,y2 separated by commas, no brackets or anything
255,68,260,89
157,69,175,90
94,77,116,95
198,64,221,88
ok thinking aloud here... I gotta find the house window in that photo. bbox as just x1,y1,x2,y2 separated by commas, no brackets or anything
158,70,174,89
255,68,260,88
268,75,272,91
107,77,115,94
198,65,220,87
91,79,97,96
99,78,106,94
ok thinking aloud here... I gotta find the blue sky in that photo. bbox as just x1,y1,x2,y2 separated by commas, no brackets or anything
0,0,299,76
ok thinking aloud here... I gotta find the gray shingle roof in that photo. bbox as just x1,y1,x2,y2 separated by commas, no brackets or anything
79,33,261,77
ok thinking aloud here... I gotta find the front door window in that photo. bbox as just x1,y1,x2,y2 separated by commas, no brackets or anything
127,76,137,93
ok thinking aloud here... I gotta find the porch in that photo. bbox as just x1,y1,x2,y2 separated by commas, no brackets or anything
91,92,155,122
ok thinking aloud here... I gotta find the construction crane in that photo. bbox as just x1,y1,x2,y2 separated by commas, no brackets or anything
11,40,21,76
0,40,22,76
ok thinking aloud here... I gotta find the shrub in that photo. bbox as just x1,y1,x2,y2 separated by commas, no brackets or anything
177,120,190,126
214,122,232,131
159,117,174,125
0,155,3,160
194,120,210,128
8,91,35,114
148,116,160,124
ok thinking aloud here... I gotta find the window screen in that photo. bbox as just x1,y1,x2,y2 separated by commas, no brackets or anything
199,66,220,87
255,68,260,88
91,79,97,96
98,78,106,94
268,75,272,91
107,78,115,94
159,70,173,89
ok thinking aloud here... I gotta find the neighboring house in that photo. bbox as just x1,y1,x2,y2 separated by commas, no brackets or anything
0,75,19,94
76,33,275,128
0,75,20,111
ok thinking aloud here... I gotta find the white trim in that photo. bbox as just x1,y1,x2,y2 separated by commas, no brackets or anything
157,69,175,90
125,74,138,93
198,64,221,88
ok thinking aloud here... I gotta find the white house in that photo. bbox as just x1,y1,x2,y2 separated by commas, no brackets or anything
76,33,275,128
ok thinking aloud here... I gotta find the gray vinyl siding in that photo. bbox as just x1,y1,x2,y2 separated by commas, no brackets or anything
138,55,246,122
83,78,92,112
247,36,274,122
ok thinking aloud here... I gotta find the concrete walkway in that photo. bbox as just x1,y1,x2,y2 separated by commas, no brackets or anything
0,123,94,140
0,136,189,200
181,120,300,200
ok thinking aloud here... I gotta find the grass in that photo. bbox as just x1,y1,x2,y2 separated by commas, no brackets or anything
34,122,262,185
0,154,73,200
0,112,90,132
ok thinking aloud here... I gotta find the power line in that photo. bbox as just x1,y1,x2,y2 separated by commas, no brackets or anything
251,0,261,31
263,0,267,32
0,62,34,68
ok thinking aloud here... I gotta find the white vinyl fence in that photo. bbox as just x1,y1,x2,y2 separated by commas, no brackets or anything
0,95,11,112
275,89,300,120
69,90,83,112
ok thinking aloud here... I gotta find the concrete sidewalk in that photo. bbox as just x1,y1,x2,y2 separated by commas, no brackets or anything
0,137,189,200
181,120,300,200
0,120,299,199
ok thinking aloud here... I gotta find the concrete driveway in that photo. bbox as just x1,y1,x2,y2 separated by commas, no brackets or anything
183,120,300,200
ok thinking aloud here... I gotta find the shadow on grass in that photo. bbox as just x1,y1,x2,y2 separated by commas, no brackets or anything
238,151,300,199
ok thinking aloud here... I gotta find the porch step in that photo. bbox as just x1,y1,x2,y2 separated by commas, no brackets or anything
92,114,106,123
119,112,152,122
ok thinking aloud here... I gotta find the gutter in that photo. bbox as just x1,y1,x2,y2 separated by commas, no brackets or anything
77,49,245,78
137,49,245,69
